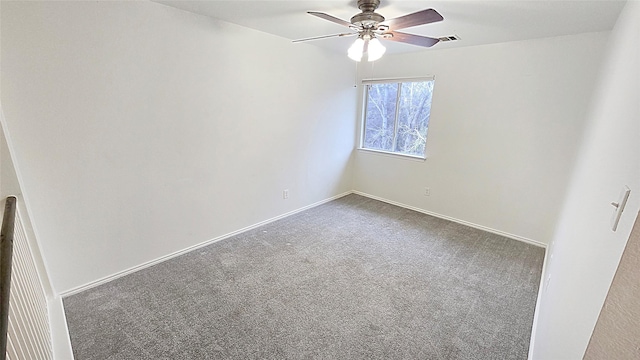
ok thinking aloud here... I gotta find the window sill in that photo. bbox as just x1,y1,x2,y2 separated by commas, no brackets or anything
356,148,427,162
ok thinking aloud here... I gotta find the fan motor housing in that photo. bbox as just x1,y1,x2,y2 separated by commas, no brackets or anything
351,12,385,28
352,0,385,28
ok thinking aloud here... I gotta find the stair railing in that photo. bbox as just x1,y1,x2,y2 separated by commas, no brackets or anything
0,196,17,360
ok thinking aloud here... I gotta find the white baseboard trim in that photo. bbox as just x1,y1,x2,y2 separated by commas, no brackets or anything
49,296,75,360
353,190,549,358
60,191,353,297
352,191,547,248
527,245,550,360
61,190,547,297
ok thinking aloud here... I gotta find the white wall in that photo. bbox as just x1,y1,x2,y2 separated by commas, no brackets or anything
1,110,74,359
1,117,21,197
531,1,640,358
0,1,357,293
1,111,54,297
353,32,608,244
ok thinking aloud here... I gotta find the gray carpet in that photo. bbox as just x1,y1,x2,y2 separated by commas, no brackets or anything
64,194,544,359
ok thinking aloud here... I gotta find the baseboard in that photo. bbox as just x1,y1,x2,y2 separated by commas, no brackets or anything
60,191,353,297
49,296,75,359
61,189,546,297
352,191,547,248
352,190,549,357
527,244,550,360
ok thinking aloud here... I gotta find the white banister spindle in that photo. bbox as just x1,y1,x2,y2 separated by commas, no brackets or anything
5,207,53,359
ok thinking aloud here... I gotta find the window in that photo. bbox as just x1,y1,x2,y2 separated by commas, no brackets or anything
360,77,435,158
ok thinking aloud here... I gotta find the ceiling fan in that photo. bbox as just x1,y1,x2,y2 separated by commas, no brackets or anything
293,0,444,62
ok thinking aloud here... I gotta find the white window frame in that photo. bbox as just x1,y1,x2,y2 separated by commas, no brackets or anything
358,76,435,160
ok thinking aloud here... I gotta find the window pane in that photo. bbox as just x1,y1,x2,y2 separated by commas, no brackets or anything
363,83,398,152
395,81,434,156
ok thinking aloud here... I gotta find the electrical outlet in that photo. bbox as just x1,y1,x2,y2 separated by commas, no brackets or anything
424,187,431,196
283,189,289,199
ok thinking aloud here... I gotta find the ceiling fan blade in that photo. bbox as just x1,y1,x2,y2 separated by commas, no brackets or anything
308,11,353,28
384,31,440,47
292,32,358,43
382,9,443,30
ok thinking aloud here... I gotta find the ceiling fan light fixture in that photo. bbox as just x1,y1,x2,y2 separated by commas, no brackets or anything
348,37,365,61
367,37,386,62
299,3,444,62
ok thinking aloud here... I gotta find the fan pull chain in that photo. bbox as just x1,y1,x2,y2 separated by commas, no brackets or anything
365,60,376,81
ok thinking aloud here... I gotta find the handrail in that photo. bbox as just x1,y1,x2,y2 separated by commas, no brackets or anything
0,196,17,360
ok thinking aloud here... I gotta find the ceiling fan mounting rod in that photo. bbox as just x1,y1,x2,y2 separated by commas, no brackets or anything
357,0,380,13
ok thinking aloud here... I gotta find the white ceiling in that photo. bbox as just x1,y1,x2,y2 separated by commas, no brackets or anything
153,0,626,55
